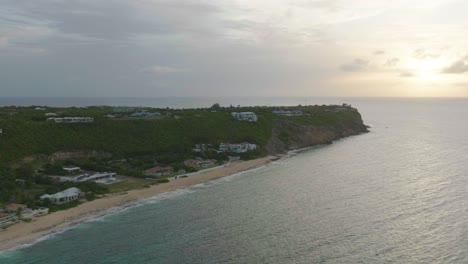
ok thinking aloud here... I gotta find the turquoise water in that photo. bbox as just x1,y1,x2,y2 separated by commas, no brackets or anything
2,98,468,263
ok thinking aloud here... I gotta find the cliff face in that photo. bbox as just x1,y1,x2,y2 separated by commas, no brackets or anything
266,117,368,154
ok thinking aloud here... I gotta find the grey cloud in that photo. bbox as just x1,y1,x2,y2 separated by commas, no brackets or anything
399,71,414,77
442,56,468,74
340,58,369,72
374,50,385,55
414,48,439,59
385,58,399,67
142,65,187,75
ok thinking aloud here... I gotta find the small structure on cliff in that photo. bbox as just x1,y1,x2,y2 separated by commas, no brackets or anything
231,112,258,122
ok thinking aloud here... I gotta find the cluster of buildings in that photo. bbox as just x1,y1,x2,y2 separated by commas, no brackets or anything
231,112,257,122
40,187,84,205
184,158,216,168
46,117,94,123
0,203,49,228
192,144,213,153
272,109,303,116
219,143,257,153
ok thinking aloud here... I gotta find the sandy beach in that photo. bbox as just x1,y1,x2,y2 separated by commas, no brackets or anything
0,155,278,252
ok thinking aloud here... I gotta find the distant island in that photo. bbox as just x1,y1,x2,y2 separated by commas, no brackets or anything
0,103,367,250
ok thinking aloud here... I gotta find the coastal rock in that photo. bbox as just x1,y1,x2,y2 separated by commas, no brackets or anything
266,118,368,154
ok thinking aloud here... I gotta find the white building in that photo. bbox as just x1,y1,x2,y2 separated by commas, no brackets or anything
72,172,117,183
63,166,82,174
47,117,94,123
0,213,17,228
231,112,258,122
40,187,84,204
219,143,257,153
21,208,49,219
45,113,57,117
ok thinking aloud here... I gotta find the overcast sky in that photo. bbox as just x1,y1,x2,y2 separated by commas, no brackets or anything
1,0,468,97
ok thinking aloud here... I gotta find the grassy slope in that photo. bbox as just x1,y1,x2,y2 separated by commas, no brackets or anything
0,105,364,166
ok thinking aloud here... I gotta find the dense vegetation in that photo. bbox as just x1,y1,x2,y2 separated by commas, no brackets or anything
0,104,365,207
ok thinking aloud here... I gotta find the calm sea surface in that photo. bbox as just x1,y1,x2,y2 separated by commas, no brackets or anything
1,98,468,263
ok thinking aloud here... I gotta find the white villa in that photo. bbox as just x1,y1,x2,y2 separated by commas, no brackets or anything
231,112,258,122
219,143,257,153
40,187,84,204
47,117,94,123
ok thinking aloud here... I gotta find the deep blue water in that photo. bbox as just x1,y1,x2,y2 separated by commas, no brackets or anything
1,98,468,263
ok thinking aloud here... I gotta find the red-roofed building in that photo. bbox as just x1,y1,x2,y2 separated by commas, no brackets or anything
143,166,174,176
5,203,27,212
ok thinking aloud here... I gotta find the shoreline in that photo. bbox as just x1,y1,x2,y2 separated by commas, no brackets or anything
0,155,280,253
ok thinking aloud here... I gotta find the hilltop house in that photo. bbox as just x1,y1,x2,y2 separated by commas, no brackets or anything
219,143,257,153
40,187,84,204
130,111,161,117
272,109,302,116
47,117,94,123
184,159,216,168
144,166,174,176
231,112,258,122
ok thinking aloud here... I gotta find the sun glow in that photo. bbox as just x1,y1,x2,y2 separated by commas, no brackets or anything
406,58,445,82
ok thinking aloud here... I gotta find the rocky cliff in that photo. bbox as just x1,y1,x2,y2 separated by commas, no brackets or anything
266,117,368,154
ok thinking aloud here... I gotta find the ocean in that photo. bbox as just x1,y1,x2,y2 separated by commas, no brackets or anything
1,98,468,263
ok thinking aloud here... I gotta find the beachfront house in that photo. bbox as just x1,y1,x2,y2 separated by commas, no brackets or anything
40,187,84,204
144,166,174,176
0,213,18,228
47,117,94,123
231,112,258,122
20,207,49,219
219,143,257,153
184,159,216,168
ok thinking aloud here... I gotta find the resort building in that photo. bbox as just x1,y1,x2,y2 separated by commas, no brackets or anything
231,112,258,122
184,159,216,168
47,117,94,123
40,187,84,204
144,166,174,176
219,143,257,153
0,213,18,228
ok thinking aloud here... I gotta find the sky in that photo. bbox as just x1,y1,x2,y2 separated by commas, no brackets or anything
1,0,468,98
